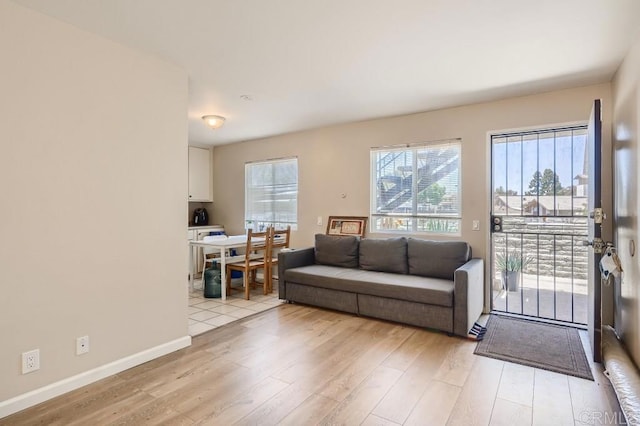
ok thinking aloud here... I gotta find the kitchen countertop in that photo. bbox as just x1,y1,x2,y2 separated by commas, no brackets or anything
188,224,223,230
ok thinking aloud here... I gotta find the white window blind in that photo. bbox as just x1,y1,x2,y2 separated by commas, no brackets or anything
245,157,298,230
370,140,461,234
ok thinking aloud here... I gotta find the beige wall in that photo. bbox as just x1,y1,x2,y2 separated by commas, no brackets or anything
612,35,640,366
213,83,613,263
0,1,188,406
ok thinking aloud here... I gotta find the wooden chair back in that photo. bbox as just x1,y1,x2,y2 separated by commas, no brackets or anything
243,228,271,264
264,225,290,293
271,225,291,250
226,227,273,299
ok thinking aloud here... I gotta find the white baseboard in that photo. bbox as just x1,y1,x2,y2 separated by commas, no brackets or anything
0,335,191,419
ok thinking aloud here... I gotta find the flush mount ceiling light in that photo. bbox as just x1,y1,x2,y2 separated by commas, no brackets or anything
202,115,225,130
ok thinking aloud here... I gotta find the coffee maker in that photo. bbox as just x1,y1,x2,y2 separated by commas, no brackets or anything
193,208,209,226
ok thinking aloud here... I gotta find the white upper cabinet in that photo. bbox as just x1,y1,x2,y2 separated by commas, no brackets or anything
188,146,213,202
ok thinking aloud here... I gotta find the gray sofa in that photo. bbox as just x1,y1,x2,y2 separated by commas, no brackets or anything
278,234,484,337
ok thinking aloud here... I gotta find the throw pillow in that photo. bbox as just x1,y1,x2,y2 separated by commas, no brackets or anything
315,234,359,268
408,238,471,280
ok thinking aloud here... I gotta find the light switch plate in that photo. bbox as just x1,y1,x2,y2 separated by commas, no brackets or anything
472,220,480,231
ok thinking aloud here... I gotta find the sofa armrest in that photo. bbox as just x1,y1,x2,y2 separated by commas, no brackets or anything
453,258,484,336
278,247,315,299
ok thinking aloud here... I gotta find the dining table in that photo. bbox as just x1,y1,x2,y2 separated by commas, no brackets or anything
188,234,271,300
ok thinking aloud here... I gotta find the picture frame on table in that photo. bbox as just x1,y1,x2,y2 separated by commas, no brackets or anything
326,216,368,237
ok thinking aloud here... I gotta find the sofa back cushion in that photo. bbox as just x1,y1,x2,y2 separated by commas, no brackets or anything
315,234,359,268
359,237,408,274
408,238,471,280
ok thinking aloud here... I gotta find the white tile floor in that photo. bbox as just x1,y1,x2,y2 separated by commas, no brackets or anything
188,279,283,336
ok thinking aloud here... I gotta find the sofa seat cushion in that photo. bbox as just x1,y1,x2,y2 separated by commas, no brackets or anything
284,264,453,307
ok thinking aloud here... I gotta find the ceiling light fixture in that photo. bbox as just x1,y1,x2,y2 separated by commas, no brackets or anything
202,115,226,130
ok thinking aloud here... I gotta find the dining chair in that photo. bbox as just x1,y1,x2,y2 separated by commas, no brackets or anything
225,228,272,300
266,225,291,293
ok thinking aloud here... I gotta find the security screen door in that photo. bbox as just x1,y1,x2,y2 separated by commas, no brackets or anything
490,123,592,326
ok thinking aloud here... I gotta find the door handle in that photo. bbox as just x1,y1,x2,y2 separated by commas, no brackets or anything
582,238,609,253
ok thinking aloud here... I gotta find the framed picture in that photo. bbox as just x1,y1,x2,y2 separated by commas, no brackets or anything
326,216,368,237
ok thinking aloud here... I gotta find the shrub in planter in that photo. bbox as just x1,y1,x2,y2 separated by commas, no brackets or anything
495,250,533,291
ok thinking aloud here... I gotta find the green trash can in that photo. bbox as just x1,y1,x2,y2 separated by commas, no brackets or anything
203,262,221,298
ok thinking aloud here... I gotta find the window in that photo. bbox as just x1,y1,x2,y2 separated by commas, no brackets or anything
245,157,298,230
370,140,461,234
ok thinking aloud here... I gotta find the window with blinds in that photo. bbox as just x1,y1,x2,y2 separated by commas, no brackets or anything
370,140,461,234
245,157,298,230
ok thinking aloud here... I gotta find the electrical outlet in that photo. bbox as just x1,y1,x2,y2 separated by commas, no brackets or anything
22,349,40,374
76,336,89,355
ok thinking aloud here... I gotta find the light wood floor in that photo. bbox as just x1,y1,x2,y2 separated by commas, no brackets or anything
1,304,623,425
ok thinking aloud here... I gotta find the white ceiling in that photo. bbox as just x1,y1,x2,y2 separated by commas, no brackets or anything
14,0,640,146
